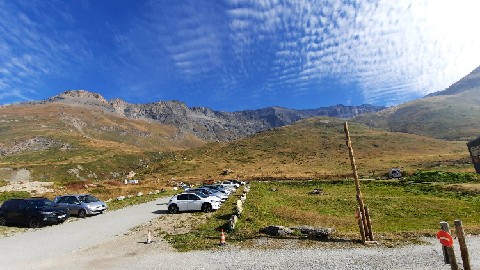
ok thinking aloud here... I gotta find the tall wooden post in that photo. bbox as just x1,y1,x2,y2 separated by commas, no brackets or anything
454,220,471,270
440,221,459,270
344,122,373,242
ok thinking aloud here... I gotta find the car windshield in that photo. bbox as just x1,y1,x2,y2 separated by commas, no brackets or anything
29,199,55,208
79,195,100,203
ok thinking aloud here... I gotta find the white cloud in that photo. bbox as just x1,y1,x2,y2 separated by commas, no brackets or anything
227,0,480,105
0,1,93,103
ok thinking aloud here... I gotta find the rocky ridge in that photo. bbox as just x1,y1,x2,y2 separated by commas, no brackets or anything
39,90,385,141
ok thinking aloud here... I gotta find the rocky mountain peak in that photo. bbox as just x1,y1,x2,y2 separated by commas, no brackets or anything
44,90,385,141
49,90,108,106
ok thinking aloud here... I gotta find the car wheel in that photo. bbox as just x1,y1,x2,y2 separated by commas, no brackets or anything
202,203,212,213
0,216,6,226
29,218,41,228
78,209,87,218
168,204,179,214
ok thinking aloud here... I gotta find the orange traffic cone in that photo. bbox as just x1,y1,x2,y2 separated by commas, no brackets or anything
220,229,226,246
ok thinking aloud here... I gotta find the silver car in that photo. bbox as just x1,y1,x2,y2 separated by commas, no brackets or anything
54,194,107,218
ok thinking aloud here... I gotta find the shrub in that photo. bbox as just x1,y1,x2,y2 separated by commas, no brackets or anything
0,191,31,203
404,171,480,184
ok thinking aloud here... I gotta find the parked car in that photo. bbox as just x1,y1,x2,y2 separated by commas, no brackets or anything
220,181,240,189
202,185,232,195
54,194,107,218
168,193,221,214
229,179,246,186
185,188,228,201
0,197,69,228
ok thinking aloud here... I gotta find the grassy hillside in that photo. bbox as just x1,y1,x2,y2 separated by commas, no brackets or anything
354,67,480,141
149,117,472,181
0,102,204,183
0,102,473,187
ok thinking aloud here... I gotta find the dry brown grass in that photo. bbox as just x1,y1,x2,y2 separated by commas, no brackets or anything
149,117,472,180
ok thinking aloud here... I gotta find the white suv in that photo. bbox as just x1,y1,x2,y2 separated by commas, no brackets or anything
168,193,221,213
220,181,240,189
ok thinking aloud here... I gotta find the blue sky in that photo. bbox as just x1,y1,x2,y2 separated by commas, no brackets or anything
0,0,479,111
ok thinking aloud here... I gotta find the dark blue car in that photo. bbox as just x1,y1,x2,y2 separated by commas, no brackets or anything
0,197,69,228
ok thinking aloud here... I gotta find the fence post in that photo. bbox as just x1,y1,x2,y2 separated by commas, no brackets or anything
364,206,374,241
440,221,459,270
357,207,366,244
454,220,471,270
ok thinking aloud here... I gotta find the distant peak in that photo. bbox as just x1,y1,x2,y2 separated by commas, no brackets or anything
47,90,108,106
58,90,107,101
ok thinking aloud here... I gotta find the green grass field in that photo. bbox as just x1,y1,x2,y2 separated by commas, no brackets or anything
163,174,480,251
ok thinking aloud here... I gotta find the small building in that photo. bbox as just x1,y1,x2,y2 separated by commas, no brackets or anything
467,136,480,174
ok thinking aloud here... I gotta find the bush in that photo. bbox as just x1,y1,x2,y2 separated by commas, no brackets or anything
0,191,31,203
404,171,480,184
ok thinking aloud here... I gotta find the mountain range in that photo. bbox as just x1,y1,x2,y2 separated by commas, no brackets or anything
38,90,385,141
0,64,479,183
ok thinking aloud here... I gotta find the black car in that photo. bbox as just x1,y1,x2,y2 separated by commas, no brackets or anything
0,197,69,228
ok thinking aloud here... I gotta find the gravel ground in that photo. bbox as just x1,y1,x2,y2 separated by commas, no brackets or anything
0,197,170,269
1,196,479,270
76,237,480,270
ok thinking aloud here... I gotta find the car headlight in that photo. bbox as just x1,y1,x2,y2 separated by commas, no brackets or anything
40,211,53,215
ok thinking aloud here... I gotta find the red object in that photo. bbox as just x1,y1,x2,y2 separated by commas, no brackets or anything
436,230,454,247
220,229,226,245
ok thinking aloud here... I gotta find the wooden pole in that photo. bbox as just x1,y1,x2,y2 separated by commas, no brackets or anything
454,220,471,270
364,206,374,241
344,122,372,241
440,221,459,270
357,207,366,244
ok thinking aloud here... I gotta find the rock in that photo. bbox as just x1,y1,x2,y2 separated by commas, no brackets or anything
116,196,125,201
222,169,232,175
269,188,277,192
136,192,143,197
228,215,238,232
260,226,294,237
154,190,160,194
290,226,336,238
309,189,324,195
127,195,134,198
148,191,154,195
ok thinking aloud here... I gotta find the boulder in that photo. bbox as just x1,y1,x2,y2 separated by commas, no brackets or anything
260,225,294,237
137,192,143,197
116,196,125,201
228,215,238,232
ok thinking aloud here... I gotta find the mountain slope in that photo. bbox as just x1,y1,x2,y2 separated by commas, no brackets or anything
41,90,385,141
0,102,204,182
354,66,480,141
148,117,471,180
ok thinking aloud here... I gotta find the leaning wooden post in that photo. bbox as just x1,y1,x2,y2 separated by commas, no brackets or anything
364,206,374,241
356,207,366,244
344,122,372,241
454,220,471,270
440,221,459,270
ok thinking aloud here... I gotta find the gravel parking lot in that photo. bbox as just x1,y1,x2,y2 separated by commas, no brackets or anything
0,196,479,270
